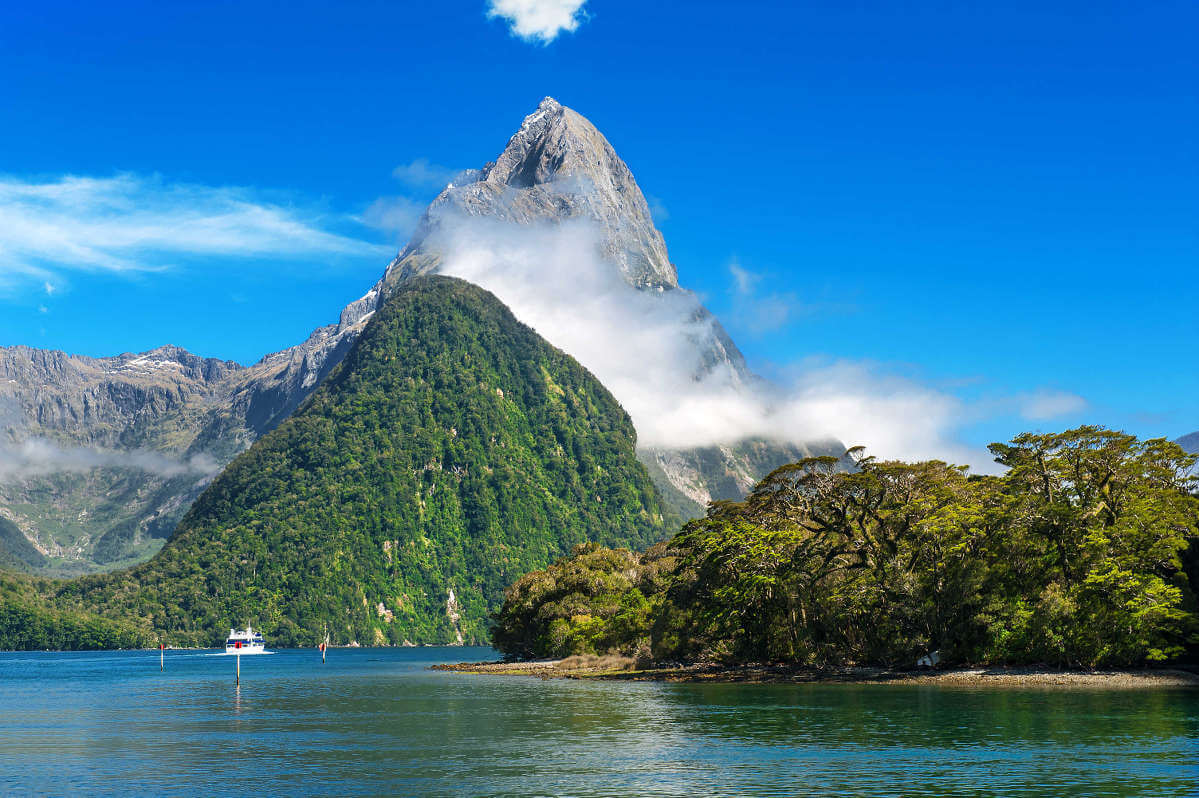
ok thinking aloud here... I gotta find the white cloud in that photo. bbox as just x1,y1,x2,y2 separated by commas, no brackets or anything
729,261,759,295
0,438,221,483
646,195,670,223
427,215,998,470
392,158,460,191
487,0,589,44
727,259,801,335
0,173,389,288
1018,390,1088,421
362,196,426,240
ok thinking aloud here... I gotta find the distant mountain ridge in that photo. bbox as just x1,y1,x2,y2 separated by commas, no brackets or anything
0,288,378,570
1179,432,1199,454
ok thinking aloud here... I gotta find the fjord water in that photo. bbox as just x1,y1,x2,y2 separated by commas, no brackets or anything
1,648,1196,796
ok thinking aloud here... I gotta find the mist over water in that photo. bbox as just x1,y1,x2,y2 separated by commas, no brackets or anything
2,648,1196,796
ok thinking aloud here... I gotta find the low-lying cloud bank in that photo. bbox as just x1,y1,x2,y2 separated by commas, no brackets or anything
428,217,1083,471
0,438,221,483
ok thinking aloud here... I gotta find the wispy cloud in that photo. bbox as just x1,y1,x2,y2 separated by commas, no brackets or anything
392,158,460,191
646,195,670,223
487,0,589,44
727,259,802,335
729,261,759,295
0,438,221,483
1017,390,1088,421
356,159,467,242
361,196,427,241
0,173,389,288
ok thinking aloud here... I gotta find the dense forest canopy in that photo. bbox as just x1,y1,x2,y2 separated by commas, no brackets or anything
494,427,1199,668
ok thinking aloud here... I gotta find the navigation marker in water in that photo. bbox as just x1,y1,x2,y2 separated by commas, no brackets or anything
159,643,164,671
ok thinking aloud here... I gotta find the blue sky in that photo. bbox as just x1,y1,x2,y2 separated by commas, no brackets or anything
1,0,1195,454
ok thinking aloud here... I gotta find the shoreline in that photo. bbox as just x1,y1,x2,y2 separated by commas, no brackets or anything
433,657,1199,688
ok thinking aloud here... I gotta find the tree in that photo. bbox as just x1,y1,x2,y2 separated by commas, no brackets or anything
987,427,1199,665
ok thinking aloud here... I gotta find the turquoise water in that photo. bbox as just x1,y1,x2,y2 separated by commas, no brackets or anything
1,648,1196,796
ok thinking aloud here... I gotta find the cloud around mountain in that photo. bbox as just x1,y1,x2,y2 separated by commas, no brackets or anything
430,214,1016,469
0,437,220,483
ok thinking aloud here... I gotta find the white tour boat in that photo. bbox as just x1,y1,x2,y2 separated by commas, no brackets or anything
224,625,268,655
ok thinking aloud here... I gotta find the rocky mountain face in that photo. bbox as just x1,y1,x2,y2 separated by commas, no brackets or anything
0,289,379,572
0,96,835,572
387,98,678,292
1179,432,1199,454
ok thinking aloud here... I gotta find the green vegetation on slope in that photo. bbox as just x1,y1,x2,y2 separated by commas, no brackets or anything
0,570,148,650
494,427,1199,668
0,516,46,571
27,276,667,649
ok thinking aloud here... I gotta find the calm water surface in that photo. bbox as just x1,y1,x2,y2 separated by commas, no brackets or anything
1,647,1196,796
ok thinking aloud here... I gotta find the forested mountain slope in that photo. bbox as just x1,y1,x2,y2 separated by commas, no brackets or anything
49,276,668,647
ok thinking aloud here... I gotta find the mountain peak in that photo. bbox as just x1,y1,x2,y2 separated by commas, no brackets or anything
515,96,564,134
531,95,563,117
486,97,619,190
388,98,678,290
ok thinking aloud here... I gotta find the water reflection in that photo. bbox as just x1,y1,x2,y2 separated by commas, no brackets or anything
1,649,1196,797
650,683,1199,796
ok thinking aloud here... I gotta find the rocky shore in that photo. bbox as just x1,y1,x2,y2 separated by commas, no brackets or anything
433,656,1199,688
